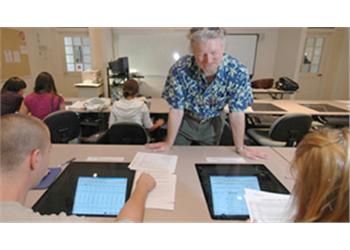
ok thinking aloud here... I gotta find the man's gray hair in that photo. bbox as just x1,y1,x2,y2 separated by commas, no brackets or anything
188,27,225,47
0,114,50,172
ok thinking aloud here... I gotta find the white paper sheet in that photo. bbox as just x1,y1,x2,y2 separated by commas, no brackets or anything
244,189,293,222
128,152,177,174
134,171,177,210
206,157,246,164
13,51,21,63
86,156,125,162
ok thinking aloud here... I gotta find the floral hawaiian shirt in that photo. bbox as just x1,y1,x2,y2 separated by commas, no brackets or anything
162,54,253,120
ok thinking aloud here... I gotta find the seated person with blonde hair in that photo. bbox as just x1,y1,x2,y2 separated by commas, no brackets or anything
291,128,349,222
109,79,165,132
0,114,156,222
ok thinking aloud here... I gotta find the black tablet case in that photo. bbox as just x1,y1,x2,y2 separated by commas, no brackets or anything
196,163,290,220
32,162,135,217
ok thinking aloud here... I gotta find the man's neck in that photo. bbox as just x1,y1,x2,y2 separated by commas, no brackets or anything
126,96,135,100
0,172,30,205
205,75,216,84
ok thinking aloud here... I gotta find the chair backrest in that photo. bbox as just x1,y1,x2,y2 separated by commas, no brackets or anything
43,110,81,143
107,122,149,144
269,114,312,146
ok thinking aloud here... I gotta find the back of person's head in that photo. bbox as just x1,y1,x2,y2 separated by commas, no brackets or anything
1,77,27,94
188,27,225,48
292,128,349,222
122,79,139,98
0,114,50,173
34,72,57,94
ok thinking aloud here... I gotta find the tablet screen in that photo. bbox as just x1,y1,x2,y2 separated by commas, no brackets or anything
196,164,289,220
210,176,260,216
72,177,128,216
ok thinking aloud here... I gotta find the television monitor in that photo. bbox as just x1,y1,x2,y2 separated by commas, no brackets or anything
108,57,129,77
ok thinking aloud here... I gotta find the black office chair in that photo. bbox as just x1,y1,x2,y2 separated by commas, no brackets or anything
315,115,349,128
247,114,312,147
98,122,149,145
43,110,81,143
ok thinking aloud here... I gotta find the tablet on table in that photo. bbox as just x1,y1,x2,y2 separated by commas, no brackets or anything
33,162,135,217
196,164,289,220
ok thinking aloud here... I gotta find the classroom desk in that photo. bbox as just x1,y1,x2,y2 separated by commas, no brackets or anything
65,97,169,114
247,99,350,116
252,88,296,100
66,97,350,117
25,145,293,222
148,98,170,114
271,147,296,163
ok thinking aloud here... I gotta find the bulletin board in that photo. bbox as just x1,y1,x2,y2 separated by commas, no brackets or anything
1,28,31,80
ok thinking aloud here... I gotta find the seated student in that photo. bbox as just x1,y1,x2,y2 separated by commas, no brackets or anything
20,72,65,119
0,114,156,222
109,79,165,132
291,128,349,222
0,77,27,116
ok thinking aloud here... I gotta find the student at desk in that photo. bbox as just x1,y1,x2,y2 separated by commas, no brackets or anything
20,72,65,119
291,128,349,222
0,77,27,116
109,79,165,132
0,114,156,222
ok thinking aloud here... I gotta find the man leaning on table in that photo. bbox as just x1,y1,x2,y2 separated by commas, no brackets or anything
147,27,265,159
0,114,156,222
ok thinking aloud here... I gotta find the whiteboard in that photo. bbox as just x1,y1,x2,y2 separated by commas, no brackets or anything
225,34,259,75
116,33,258,76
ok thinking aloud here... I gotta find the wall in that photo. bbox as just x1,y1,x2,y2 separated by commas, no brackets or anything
1,28,89,97
321,28,349,100
273,28,306,81
89,28,114,96
294,28,349,100
225,28,279,80
2,27,347,100
25,28,66,95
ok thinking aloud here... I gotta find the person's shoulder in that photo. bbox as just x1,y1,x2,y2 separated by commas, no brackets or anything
223,54,249,75
0,201,87,222
224,54,246,69
170,55,193,72
1,91,21,99
24,92,36,101
140,102,150,112
55,93,64,102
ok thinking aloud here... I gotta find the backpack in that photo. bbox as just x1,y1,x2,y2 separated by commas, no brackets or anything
275,77,299,91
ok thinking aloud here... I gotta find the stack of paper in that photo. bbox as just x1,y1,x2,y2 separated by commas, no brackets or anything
244,189,293,222
128,152,178,210
81,70,102,83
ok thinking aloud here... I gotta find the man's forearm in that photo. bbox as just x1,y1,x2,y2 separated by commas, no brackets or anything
229,112,245,150
165,108,184,145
